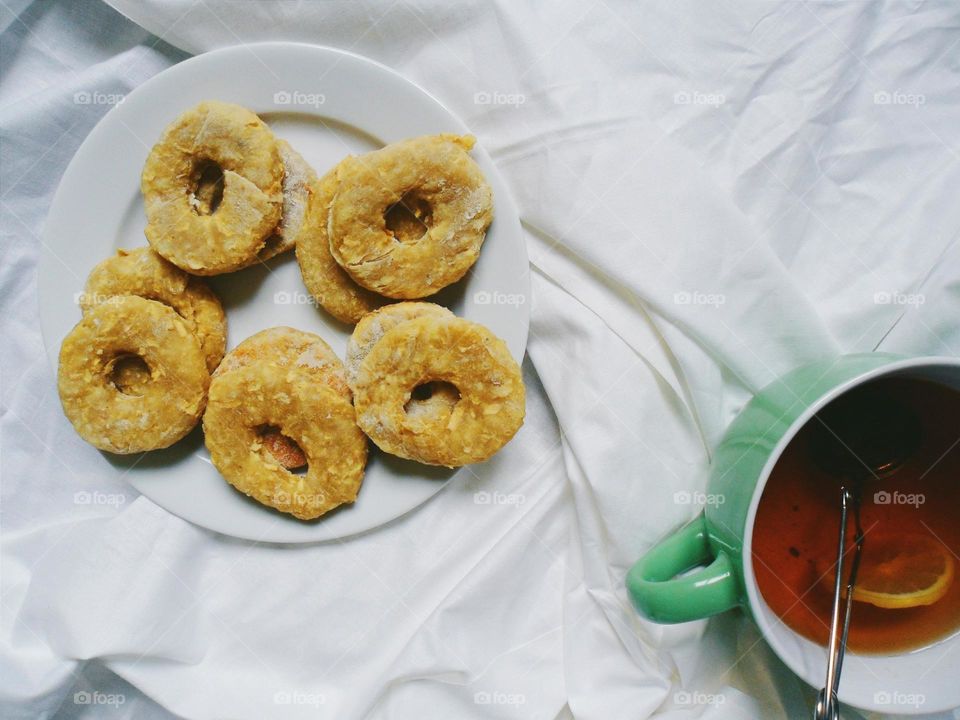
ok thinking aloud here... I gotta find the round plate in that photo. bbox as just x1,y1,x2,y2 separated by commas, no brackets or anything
39,42,529,543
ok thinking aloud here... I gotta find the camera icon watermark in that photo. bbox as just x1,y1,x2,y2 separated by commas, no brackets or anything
273,690,326,707
674,690,726,707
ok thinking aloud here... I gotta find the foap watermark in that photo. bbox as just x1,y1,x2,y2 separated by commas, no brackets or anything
874,690,925,709
874,90,925,108
273,690,326,707
874,490,925,508
72,291,125,306
74,691,125,708
473,691,526,707
673,90,726,107
673,490,725,508
474,290,526,308
273,490,326,508
873,290,925,307
474,91,526,108
673,291,726,309
74,490,126,508
473,490,525,508
274,290,319,306
74,90,125,106
674,691,726,707
273,90,326,109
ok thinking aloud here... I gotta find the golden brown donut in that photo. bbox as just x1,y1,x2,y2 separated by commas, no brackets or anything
57,296,210,454
203,362,367,520
245,139,316,266
80,247,226,374
141,101,284,275
295,165,387,323
328,134,494,299
353,316,524,466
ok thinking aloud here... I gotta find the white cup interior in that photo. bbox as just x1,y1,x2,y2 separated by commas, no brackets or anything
742,357,960,715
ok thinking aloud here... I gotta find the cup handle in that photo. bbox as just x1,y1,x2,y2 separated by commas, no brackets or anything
627,513,740,623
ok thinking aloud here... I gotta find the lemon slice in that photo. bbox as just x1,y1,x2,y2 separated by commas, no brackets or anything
849,533,955,609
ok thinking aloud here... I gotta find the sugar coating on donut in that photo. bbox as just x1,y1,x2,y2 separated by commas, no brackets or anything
81,247,226,373
295,165,386,323
353,315,524,467
203,362,367,520
328,134,494,299
58,296,210,454
141,101,284,275
344,302,453,388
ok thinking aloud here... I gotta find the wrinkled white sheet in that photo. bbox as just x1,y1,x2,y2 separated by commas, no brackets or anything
3,1,960,718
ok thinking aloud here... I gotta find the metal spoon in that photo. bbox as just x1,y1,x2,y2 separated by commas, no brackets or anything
808,385,921,720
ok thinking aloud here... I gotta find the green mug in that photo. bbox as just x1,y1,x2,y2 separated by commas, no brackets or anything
627,353,960,715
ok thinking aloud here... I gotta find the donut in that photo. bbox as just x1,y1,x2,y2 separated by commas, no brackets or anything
328,134,494,299
203,362,367,520
344,302,453,388
213,327,349,470
353,316,524,466
295,166,386,323
141,101,284,275
245,139,316,267
57,296,210,454
80,247,226,374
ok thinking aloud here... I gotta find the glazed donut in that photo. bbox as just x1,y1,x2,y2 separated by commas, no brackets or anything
214,327,350,469
295,166,386,323
353,316,524,466
245,139,316,266
58,296,210,454
80,247,226,374
203,362,367,520
141,101,284,275
328,134,494,299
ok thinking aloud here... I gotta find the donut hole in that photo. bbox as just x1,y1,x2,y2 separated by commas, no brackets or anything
107,354,151,396
404,381,461,420
191,159,225,215
385,191,433,244
256,425,308,473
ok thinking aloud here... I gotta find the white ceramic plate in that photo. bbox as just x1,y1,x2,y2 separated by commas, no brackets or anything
39,42,529,543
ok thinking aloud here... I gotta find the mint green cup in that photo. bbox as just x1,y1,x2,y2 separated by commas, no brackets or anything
627,354,960,715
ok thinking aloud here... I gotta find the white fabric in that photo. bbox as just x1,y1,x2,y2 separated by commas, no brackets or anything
3,1,960,719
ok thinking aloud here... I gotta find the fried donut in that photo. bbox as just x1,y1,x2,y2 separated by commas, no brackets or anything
214,327,349,470
328,134,494,299
203,362,367,520
295,166,386,323
246,139,316,266
353,316,524,466
344,302,453,388
58,296,209,454
141,101,284,275
80,247,226,373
